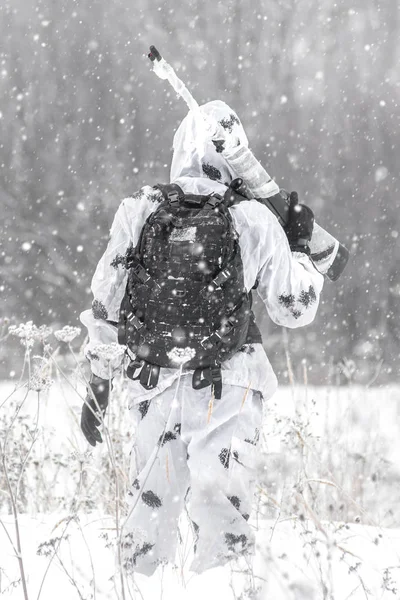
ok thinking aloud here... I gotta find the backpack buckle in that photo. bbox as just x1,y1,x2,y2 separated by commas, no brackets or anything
174,289,186,298
127,311,144,330
201,314,236,349
205,195,222,210
201,331,222,349
131,262,151,284
129,259,161,296
167,190,180,206
212,268,231,288
221,317,236,335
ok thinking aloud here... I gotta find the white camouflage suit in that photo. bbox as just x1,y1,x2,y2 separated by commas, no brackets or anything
80,101,324,576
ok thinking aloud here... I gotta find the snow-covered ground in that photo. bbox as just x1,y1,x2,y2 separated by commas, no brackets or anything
1,380,400,599
2,512,400,599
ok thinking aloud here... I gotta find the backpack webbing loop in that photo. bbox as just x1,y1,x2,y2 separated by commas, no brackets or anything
140,363,161,390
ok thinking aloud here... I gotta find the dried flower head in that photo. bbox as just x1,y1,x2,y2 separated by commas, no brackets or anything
9,321,52,348
167,346,196,365
69,450,92,464
29,356,54,392
9,321,37,341
54,326,81,343
90,343,125,362
37,325,53,342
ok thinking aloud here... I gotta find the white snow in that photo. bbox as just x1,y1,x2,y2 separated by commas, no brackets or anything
375,166,389,182
1,381,400,599
1,512,400,599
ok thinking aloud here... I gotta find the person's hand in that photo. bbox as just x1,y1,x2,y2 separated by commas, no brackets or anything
80,375,111,446
284,191,314,254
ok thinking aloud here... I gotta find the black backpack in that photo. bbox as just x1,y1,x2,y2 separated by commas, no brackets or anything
118,181,261,398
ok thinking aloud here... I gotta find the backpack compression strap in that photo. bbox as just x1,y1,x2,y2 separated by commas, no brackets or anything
192,365,222,399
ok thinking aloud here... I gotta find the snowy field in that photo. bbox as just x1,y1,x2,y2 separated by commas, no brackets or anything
2,376,400,599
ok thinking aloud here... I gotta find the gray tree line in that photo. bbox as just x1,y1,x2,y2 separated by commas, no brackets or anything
1,0,399,383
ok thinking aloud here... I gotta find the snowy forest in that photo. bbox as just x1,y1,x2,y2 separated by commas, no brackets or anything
1,1,400,599
1,0,399,383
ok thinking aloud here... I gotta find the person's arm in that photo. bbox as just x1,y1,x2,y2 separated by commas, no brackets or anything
80,186,162,379
255,198,324,328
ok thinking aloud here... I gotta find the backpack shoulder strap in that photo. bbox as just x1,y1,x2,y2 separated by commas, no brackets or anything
155,178,251,209
156,182,215,208
155,183,185,206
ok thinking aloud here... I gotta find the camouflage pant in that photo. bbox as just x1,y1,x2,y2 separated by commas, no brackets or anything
121,373,263,576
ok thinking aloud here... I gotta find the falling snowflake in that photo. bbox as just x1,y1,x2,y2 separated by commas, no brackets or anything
374,166,389,183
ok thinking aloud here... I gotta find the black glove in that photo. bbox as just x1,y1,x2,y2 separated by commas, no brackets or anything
284,191,314,254
80,375,111,447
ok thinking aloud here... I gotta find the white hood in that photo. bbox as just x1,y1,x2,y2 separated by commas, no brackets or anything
170,100,248,196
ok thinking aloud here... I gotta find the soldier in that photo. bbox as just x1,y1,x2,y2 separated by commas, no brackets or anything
80,100,323,576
